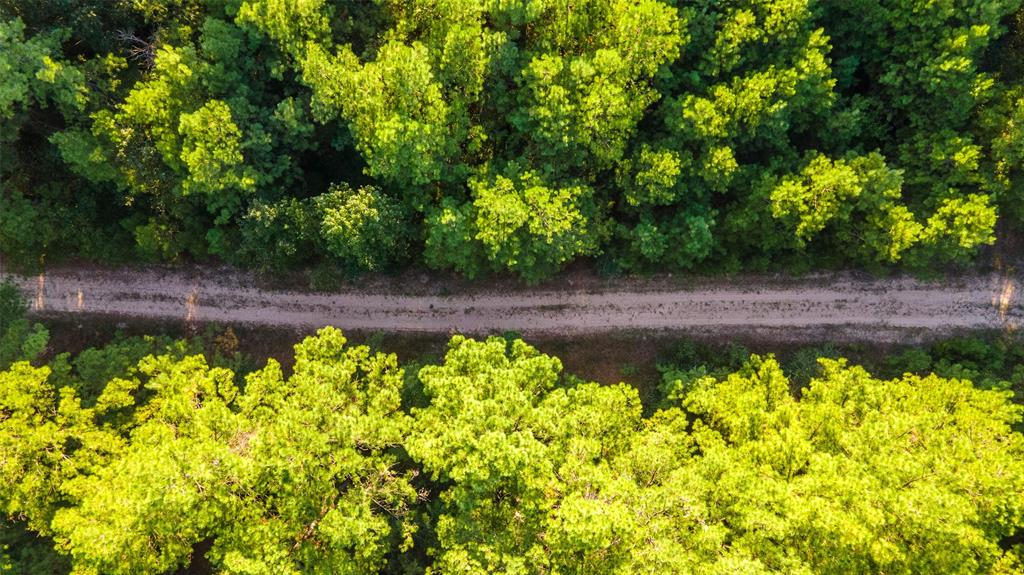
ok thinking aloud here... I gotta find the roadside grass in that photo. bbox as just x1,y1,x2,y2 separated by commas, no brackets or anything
33,314,1021,413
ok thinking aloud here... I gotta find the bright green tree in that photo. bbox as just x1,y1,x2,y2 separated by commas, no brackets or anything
47,328,416,574
669,354,1024,573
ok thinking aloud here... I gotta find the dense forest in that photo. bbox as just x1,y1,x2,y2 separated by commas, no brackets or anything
5,2,1024,572
0,282,1022,573
3,0,1024,281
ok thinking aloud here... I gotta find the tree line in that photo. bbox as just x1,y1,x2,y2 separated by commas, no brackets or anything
3,0,1024,281
1,286,1022,573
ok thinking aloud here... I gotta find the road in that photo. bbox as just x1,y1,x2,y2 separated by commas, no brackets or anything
4,265,1022,341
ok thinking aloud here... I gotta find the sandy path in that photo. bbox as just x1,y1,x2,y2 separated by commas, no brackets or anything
3,266,1022,341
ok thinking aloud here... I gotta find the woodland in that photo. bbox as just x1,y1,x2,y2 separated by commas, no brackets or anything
3,0,1024,280
4,0,1024,572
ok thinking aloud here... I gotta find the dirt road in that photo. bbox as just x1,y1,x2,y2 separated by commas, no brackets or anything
4,265,1022,341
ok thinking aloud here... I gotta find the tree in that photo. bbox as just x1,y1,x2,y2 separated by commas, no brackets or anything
5,0,1023,277
407,335,669,573
410,337,1024,573
0,17,85,141
0,280,47,369
302,41,453,190
468,168,604,282
672,354,1024,573
2,329,1024,572
315,184,410,273
47,328,416,574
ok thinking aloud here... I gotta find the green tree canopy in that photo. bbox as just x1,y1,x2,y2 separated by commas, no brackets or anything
6,0,1024,278
1,329,1022,573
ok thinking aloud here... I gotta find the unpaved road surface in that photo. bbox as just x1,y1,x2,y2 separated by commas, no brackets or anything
3,266,1022,341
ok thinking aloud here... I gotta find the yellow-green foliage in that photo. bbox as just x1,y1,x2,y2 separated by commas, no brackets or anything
1,330,1022,573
